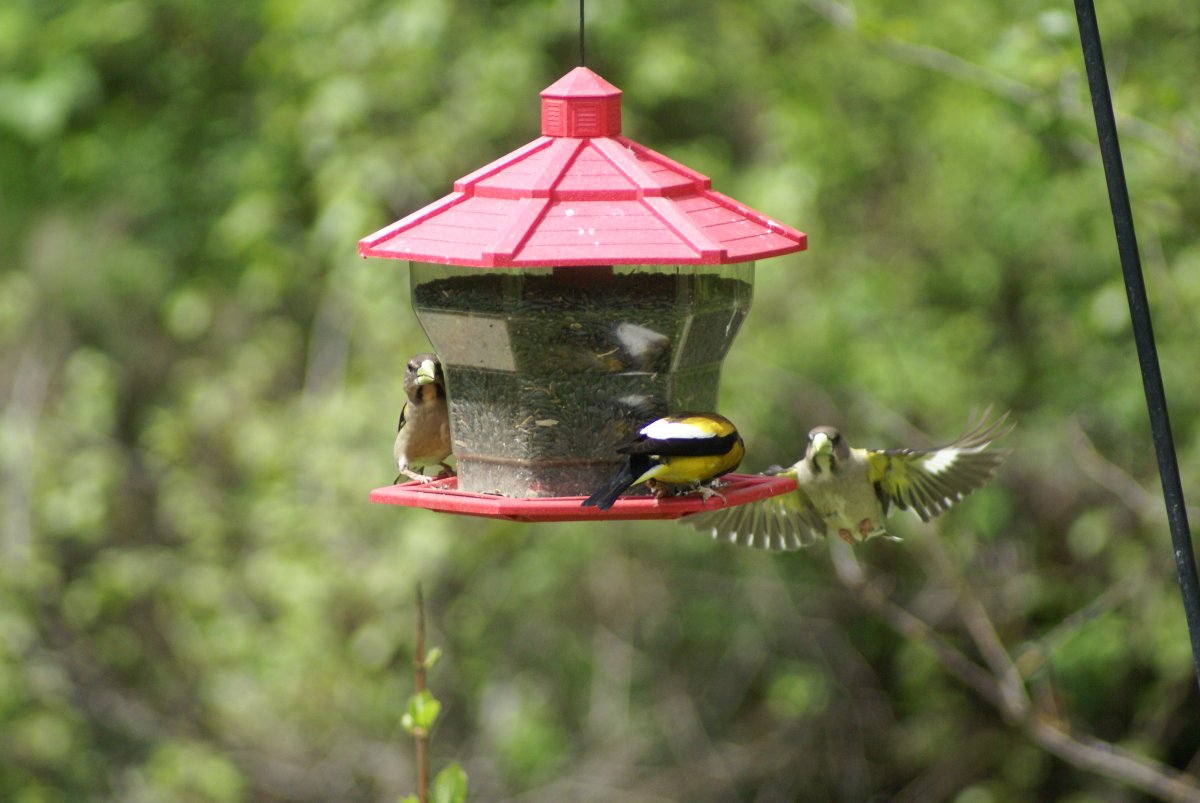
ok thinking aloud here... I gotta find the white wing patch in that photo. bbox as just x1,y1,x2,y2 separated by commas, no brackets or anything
641,419,716,440
921,448,960,475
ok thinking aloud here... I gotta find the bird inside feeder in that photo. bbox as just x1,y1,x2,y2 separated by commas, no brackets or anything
360,67,806,521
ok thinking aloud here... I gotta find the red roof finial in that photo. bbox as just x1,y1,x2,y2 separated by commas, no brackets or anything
541,66,621,137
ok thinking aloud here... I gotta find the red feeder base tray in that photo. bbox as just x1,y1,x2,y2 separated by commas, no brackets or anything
369,473,797,523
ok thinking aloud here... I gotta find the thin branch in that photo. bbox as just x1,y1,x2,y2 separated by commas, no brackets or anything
830,541,1009,710
831,539,1200,802
1025,715,1200,803
1067,416,1199,522
1013,578,1134,679
923,537,1031,719
798,0,1200,171
884,38,1039,106
415,584,429,803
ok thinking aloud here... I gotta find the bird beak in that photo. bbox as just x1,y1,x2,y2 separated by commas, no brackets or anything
414,359,438,386
809,431,837,471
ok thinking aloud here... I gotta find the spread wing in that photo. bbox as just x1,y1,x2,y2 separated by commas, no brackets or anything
682,465,827,551
866,408,1013,522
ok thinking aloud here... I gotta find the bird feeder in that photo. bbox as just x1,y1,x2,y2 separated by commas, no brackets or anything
361,67,805,521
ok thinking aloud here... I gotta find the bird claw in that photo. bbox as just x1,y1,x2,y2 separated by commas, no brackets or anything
697,483,728,507
837,520,886,545
645,480,729,506
643,479,729,506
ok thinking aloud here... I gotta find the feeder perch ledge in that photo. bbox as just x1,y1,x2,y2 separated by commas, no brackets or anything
370,473,798,523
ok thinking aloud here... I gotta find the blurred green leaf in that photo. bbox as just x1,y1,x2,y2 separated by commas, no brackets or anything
766,662,830,719
402,690,441,735
424,646,443,671
431,762,469,803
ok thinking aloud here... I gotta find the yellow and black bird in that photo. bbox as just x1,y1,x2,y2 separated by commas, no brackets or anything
581,412,745,510
684,408,1012,550
393,353,453,483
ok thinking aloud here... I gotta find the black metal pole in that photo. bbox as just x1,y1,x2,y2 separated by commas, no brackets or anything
579,0,586,67
1073,0,1200,691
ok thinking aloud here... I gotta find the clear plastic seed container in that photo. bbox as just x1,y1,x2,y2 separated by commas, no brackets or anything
410,262,754,497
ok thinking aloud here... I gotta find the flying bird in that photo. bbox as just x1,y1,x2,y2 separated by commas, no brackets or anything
393,353,453,483
684,408,1013,550
581,413,745,510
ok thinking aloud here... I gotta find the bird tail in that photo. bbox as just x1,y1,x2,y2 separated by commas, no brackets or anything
582,455,652,510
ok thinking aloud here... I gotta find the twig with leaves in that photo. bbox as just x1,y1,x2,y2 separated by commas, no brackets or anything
401,585,468,803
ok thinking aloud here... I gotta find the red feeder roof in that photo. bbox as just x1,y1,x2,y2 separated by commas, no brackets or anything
359,67,807,267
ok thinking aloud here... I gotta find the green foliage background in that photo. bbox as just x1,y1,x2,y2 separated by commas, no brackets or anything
2,0,1199,800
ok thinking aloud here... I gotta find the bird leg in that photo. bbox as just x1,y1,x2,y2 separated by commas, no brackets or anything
397,467,438,484
837,529,856,545
435,462,456,479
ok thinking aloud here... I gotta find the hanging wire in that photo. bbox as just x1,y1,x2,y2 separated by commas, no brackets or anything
1072,0,1200,691
579,0,586,66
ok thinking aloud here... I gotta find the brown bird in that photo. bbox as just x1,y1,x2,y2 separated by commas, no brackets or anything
393,353,452,483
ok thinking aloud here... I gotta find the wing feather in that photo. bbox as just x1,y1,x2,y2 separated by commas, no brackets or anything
681,467,825,551
868,408,1013,520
